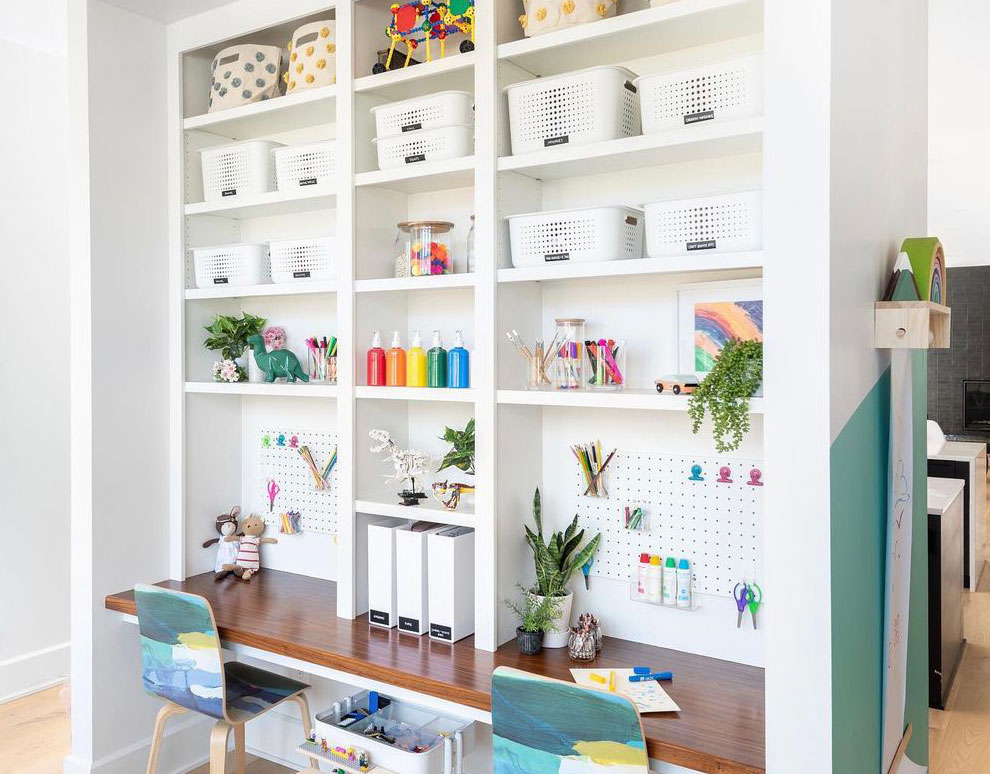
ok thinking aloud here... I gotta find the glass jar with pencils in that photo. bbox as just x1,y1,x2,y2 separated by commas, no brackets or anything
586,338,626,391
306,336,338,383
552,318,585,390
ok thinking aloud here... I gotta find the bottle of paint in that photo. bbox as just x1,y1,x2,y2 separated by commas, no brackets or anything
662,557,677,606
637,552,651,599
366,331,386,387
676,558,692,609
406,330,427,387
427,329,447,388
386,331,406,387
447,330,470,388
647,555,662,603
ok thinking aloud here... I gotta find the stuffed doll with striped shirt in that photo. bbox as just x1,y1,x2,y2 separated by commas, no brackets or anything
222,514,277,582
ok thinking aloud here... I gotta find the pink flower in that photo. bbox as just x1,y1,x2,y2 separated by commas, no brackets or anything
263,326,287,350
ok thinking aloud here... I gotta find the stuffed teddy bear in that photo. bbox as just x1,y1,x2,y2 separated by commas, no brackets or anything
202,506,242,582
222,514,277,581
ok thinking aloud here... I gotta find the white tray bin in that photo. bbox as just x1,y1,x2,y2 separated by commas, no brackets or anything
268,236,335,283
274,141,336,191
508,205,644,267
371,91,474,138
192,243,268,288
505,66,640,154
373,125,473,170
644,191,763,257
315,690,474,774
200,140,281,201
636,55,763,133
428,527,474,643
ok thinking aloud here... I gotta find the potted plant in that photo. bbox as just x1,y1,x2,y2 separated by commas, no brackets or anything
203,313,267,383
688,338,763,453
524,488,601,648
437,418,475,476
504,584,562,655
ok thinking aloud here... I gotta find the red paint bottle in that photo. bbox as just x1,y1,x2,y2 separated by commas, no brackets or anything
366,331,386,386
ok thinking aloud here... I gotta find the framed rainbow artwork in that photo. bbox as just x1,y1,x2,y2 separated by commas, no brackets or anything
678,279,764,377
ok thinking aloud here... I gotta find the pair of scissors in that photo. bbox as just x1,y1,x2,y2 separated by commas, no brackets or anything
747,582,762,630
733,582,749,628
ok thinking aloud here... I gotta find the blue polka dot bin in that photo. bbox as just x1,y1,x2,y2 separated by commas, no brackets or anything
208,43,283,113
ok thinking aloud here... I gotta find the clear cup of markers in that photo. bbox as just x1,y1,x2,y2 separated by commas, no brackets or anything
586,338,626,391
553,318,585,390
306,337,338,383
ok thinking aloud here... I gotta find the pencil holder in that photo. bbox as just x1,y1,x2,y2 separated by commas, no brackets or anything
567,629,596,662
308,350,338,383
586,338,626,391
623,503,648,531
552,318,585,390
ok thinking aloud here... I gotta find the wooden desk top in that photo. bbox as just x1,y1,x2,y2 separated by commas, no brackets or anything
106,570,764,774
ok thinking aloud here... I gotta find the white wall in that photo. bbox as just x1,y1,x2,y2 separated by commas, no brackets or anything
0,0,71,703
929,0,990,267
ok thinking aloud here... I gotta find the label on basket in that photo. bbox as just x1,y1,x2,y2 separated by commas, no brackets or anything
544,135,569,147
405,153,427,164
369,609,390,626
398,616,420,633
401,123,423,132
430,623,452,641
293,270,312,279
687,239,717,251
684,110,715,125
213,277,229,285
298,178,318,187
221,189,237,197
544,252,570,262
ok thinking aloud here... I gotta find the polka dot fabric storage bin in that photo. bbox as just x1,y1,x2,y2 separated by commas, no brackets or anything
285,20,336,94
208,44,283,113
519,0,618,37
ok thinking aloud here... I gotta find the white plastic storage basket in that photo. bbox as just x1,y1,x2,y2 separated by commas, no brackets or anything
200,140,280,201
636,55,763,133
644,191,763,257
269,236,335,282
371,91,474,138
274,141,336,191
373,124,473,170
508,205,644,267
505,66,640,154
192,243,268,288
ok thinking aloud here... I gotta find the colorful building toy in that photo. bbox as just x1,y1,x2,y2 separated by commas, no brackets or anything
373,1,475,74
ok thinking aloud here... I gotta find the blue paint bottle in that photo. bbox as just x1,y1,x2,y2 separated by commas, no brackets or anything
448,330,470,388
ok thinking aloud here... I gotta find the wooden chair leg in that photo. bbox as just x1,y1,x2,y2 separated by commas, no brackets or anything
209,719,233,774
291,693,320,768
146,703,187,774
233,723,246,774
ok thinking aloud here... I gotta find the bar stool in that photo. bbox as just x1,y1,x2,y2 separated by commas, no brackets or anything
134,583,320,774
491,666,649,773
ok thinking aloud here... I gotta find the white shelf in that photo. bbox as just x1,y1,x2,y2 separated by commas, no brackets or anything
183,85,337,139
355,156,475,194
497,252,763,283
185,381,337,398
498,120,763,180
498,0,763,76
354,53,475,100
355,499,475,528
184,186,336,219
355,274,475,294
356,386,476,403
185,280,337,300
497,388,765,413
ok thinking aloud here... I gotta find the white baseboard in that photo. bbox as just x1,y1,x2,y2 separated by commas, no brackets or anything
0,641,70,704
63,713,211,774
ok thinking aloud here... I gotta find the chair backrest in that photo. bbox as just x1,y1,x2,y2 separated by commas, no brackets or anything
491,666,649,773
134,584,226,719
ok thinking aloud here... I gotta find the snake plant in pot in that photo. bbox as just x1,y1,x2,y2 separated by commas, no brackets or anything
524,488,601,648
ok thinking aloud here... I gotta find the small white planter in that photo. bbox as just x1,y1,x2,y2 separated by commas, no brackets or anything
529,589,573,649
247,350,264,383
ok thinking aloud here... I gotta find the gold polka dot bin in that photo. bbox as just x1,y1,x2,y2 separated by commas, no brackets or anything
287,20,336,93
518,0,617,37
208,44,283,113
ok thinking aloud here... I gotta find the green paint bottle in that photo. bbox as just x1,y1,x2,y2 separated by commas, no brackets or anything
427,329,447,388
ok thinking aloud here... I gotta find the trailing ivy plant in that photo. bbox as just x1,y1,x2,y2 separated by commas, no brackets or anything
437,418,475,476
688,338,763,453
203,313,267,361
524,488,601,598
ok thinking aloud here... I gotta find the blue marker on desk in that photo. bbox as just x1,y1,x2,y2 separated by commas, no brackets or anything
629,671,673,682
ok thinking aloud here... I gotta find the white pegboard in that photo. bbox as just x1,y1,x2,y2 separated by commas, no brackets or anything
575,451,763,597
256,428,338,535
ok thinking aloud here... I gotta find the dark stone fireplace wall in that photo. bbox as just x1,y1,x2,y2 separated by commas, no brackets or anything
928,265,990,438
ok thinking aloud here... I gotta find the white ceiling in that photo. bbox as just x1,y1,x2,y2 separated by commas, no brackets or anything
101,0,242,24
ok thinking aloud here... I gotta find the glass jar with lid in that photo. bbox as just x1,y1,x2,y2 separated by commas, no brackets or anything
466,215,476,274
395,221,454,277
553,318,586,390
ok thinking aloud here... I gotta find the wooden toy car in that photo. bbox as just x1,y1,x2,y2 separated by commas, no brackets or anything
655,375,699,395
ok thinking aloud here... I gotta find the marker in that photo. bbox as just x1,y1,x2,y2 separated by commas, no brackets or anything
633,666,653,675
589,673,607,684
608,670,616,692
628,671,673,682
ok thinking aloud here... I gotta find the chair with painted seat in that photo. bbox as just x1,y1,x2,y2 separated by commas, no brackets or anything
491,666,650,774
134,583,319,774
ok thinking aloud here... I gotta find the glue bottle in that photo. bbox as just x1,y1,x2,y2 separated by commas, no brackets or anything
447,330,470,388
647,555,662,603
366,331,386,387
662,557,677,606
676,558,692,609
407,331,427,387
386,331,406,387
427,330,447,388
637,552,651,599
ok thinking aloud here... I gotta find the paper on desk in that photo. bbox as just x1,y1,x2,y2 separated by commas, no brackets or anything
570,668,680,713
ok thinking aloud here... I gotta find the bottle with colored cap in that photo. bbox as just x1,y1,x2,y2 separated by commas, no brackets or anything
647,555,662,603
407,330,427,387
386,331,406,386
427,329,447,388
366,331,386,387
447,330,470,388
676,558,692,608
662,557,677,606
637,552,651,599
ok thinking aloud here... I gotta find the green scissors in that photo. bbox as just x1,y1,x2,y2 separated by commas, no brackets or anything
746,582,762,630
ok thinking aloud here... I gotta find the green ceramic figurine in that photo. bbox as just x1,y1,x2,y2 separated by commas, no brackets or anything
246,334,309,383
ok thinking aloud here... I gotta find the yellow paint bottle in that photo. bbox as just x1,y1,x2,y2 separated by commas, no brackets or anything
406,330,427,387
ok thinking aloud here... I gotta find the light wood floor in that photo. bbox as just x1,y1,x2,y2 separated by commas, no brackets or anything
0,684,70,774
